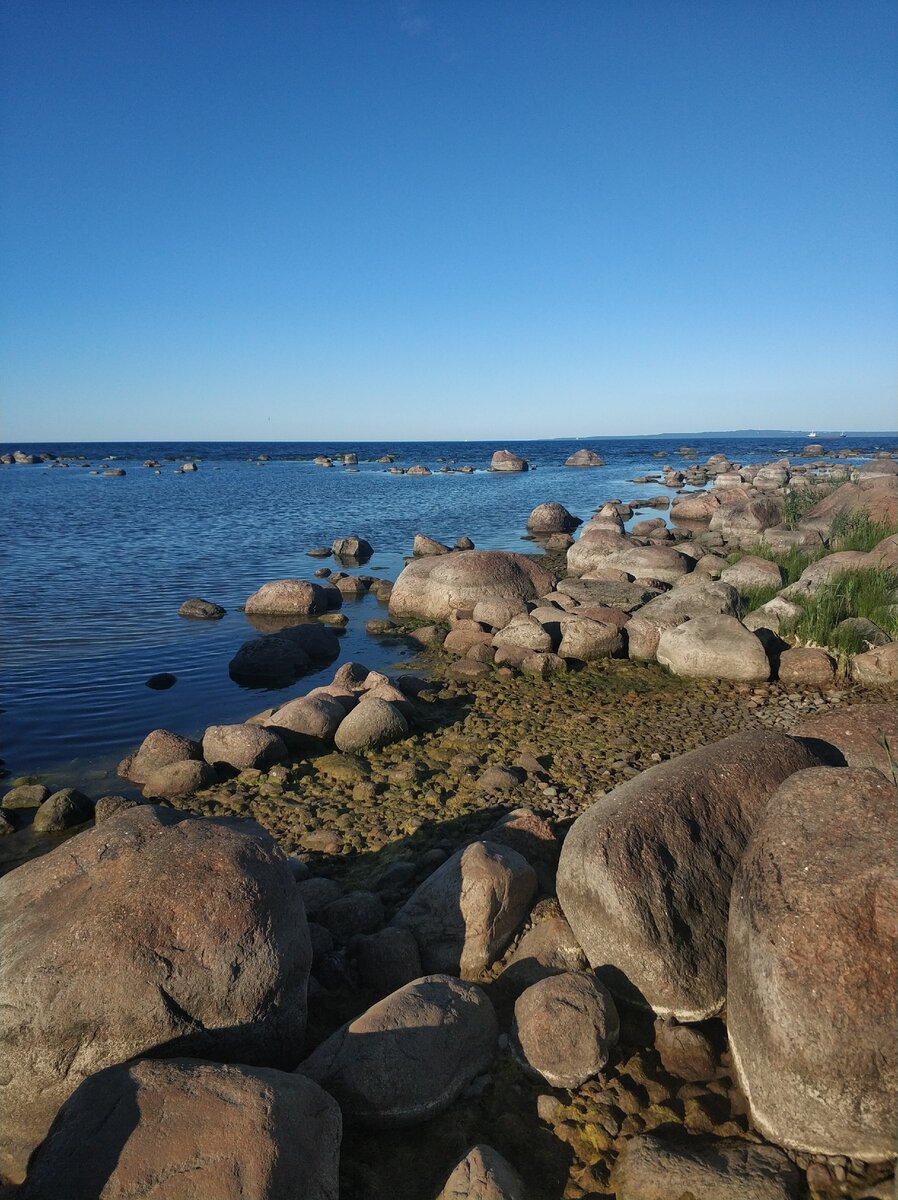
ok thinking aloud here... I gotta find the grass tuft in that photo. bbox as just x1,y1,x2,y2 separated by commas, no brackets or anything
784,568,898,654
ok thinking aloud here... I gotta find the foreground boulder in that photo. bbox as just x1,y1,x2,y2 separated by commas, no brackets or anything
610,1133,801,1200
657,614,770,681
392,841,537,977
799,474,898,533
389,551,555,622
245,579,336,616
626,581,741,661
334,698,409,752
0,806,312,1182
436,1145,526,1200
299,975,497,1126
728,767,897,1160
511,971,618,1088
792,702,897,777
21,1058,340,1200
556,732,827,1020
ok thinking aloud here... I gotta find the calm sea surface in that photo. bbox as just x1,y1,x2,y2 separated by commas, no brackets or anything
1,435,892,792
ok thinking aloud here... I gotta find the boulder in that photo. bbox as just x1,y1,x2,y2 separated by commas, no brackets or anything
556,577,657,612
392,841,537,977
436,1145,526,1200
472,597,529,630
19,1058,341,1200
406,464,431,476
31,788,93,832
119,728,203,785
607,545,693,585
526,502,581,533
352,927,423,998
178,597,225,619
728,767,897,1160
229,625,340,686
202,724,287,771
1,784,49,810
511,971,619,1088
141,759,217,799
654,1020,716,1082
709,493,785,542
799,475,898,533
0,806,311,1182
777,646,835,687
564,448,605,468
389,551,554,622
492,617,554,654
556,731,828,1019
720,556,783,590
265,695,346,752
556,614,624,661
413,533,452,556
657,615,770,681
851,641,898,685
610,1133,801,1200
298,975,497,1126
93,794,143,823
566,530,637,575
669,491,721,522
760,526,825,554
741,595,802,635
334,698,409,753
792,702,897,777
245,579,335,616
490,449,528,472
332,536,373,562
625,582,739,661
785,550,871,596
498,915,587,998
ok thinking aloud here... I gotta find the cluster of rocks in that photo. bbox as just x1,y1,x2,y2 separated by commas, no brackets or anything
1,702,894,1198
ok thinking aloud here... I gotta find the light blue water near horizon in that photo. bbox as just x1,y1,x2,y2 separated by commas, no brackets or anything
1,434,894,793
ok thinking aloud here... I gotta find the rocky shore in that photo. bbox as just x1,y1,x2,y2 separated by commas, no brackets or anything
1,447,896,1200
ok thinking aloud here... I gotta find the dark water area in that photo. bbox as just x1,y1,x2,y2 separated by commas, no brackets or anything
1,434,893,794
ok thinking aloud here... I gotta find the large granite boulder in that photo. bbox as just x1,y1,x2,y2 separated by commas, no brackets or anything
202,723,288,771
566,529,637,575
119,728,203,785
526,502,581,533
245,579,336,616
720,556,783,590
792,702,897,777
607,545,694,585
670,491,721,522
610,1133,801,1200
392,841,537,977
625,581,739,660
657,614,770,681
334,698,409,752
264,694,346,753
799,475,898,533
490,449,528,472
388,551,555,622
564,448,605,468
511,971,619,1088
299,975,497,1126
0,806,312,1182
20,1058,340,1200
709,492,785,542
728,767,897,1160
556,731,828,1020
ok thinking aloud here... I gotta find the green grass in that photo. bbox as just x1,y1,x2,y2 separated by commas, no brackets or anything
745,543,825,585
829,512,896,553
782,478,842,529
782,568,898,655
736,583,781,615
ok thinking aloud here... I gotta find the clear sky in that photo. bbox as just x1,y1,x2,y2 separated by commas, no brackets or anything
1,0,896,441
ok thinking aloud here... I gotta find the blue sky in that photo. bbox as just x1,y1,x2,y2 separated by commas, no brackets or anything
2,0,896,440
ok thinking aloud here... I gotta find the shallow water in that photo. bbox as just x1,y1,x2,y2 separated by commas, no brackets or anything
0,434,890,791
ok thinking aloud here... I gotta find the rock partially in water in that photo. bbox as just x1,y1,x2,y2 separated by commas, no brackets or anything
245,579,336,616
389,551,554,623
565,448,605,468
490,449,528,472
178,597,225,619
229,624,340,687
32,788,93,833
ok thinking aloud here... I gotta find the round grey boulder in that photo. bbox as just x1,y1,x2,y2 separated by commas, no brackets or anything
389,550,555,622
244,579,334,616
298,974,497,1126
334,699,409,753
490,449,528,472
657,614,770,681
202,724,288,771
32,789,93,833
526,502,581,533
178,597,225,619
512,971,619,1088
